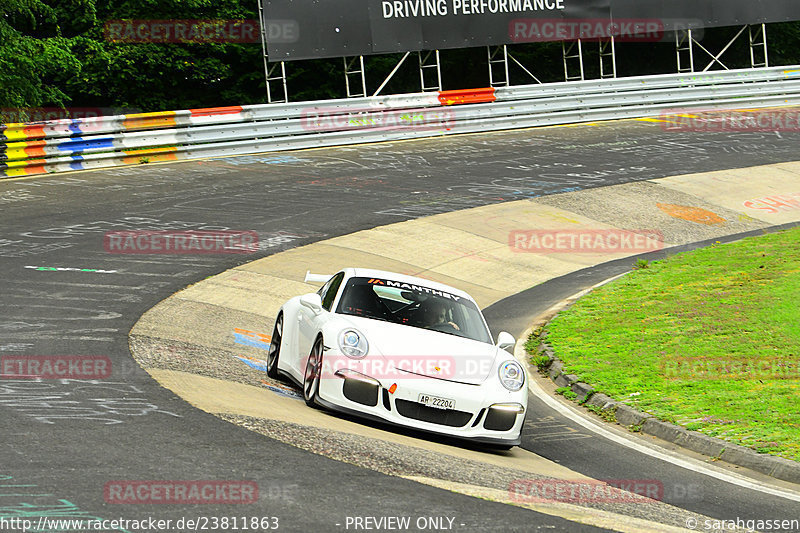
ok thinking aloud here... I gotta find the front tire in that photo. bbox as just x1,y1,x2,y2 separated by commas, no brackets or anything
266,313,283,379
303,337,324,407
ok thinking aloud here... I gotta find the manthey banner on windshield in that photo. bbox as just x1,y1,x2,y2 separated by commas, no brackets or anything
262,0,800,61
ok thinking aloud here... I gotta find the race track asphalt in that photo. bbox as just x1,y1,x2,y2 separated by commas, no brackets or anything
2,117,800,532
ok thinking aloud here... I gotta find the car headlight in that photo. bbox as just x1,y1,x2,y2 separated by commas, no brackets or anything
338,329,369,359
498,360,525,391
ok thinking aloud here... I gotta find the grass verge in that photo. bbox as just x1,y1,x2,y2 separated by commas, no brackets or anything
542,227,800,461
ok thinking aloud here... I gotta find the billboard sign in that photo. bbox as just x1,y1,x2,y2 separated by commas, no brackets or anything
609,0,800,31
262,0,800,61
263,0,608,60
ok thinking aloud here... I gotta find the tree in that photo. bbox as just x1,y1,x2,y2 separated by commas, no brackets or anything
0,0,83,119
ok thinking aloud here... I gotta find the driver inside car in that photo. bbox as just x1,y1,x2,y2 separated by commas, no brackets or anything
419,299,460,331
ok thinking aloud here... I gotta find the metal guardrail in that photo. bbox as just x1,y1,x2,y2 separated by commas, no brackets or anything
2,65,800,178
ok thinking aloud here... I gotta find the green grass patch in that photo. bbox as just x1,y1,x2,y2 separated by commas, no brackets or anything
525,331,553,370
555,387,577,401
545,227,800,461
586,403,617,423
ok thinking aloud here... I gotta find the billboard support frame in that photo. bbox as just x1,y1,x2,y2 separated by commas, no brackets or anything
563,37,617,82
508,52,542,84
257,0,782,103
257,0,288,103
373,52,412,96
750,24,769,68
488,46,510,87
419,50,442,92
675,29,695,73
700,25,749,71
675,24,770,74
266,61,288,103
344,56,367,98
599,37,617,79
563,40,585,81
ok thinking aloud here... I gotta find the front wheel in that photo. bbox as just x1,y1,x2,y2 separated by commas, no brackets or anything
266,313,283,379
303,337,324,407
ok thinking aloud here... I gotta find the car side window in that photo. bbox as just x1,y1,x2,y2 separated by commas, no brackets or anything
319,272,345,311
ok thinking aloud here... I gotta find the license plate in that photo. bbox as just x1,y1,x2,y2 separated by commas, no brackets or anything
418,394,455,410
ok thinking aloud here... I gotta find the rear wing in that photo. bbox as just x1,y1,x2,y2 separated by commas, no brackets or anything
304,271,332,284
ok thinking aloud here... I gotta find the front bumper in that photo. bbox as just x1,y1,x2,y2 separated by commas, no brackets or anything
316,366,527,446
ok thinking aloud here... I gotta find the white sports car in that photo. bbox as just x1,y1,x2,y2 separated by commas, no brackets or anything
267,268,528,448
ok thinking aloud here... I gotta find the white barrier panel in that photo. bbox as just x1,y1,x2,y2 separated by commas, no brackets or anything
2,65,800,178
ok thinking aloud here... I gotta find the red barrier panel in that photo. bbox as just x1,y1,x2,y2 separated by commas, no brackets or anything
438,88,496,106
189,106,244,117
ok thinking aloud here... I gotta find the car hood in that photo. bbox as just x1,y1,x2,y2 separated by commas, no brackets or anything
336,315,503,385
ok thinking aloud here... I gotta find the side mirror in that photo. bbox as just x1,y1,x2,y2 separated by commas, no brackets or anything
496,331,516,352
299,293,323,314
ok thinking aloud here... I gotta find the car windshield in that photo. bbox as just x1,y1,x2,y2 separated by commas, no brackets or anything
335,276,493,344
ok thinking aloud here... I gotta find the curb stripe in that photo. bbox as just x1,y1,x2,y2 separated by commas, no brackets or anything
56,137,115,152
123,111,177,130
438,88,496,106
189,106,244,117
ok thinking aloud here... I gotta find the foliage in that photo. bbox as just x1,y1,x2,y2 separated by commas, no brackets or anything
0,0,264,117
0,0,80,111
